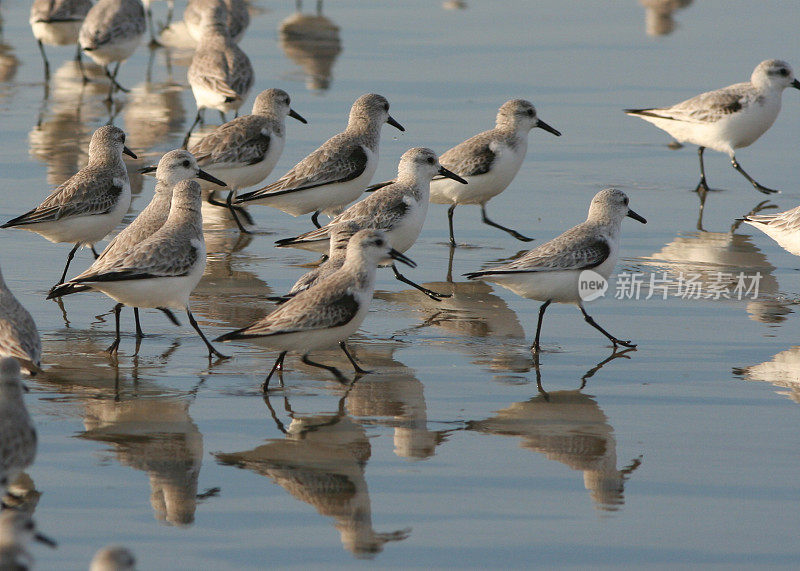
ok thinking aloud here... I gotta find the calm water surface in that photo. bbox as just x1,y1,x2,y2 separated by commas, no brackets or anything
2,0,800,568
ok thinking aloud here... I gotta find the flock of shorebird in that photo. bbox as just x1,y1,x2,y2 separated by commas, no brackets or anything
2,1,800,565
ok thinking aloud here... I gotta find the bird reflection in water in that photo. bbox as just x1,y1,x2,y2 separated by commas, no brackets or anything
216,391,410,558
377,280,534,376
279,0,341,91
0,13,19,86
734,346,800,405
643,220,791,324
467,350,642,511
78,394,215,526
344,342,450,460
638,0,692,36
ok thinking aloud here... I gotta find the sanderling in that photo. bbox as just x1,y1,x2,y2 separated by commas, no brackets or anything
54,149,226,340
188,88,307,232
270,221,363,303
276,148,467,300
0,359,37,498
215,229,416,390
0,511,57,570
186,2,254,135
91,545,137,571
185,0,250,44
29,0,93,81
465,188,646,352
428,99,560,246
79,0,146,99
2,125,136,288
235,93,405,228
0,267,41,376
742,204,800,256
48,180,227,359
625,59,800,195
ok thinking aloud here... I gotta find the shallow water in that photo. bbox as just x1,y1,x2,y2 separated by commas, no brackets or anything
2,0,800,568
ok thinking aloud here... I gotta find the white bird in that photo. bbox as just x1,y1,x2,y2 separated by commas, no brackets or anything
184,0,250,44
465,188,646,352
186,1,254,135
187,88,307,232
2,125,137,288
0,267,41,376
52,149,226,342
235,93,404,228
275,147,467,300
0,510,57,570
215,229,416,391
29,0,94,80
79,0,147,99
625,59,800,195
0,358,37,498
48,180,227,359
90,545,137,571
427,99,560,246
742,204,800,257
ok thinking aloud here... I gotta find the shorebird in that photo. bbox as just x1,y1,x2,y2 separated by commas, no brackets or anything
427,99,560,246
215,229,416,390
186,1,254,137
625,59,800,195
235,93,404,228
187,88,307,231
184,0,250,44
0,358,37,498
0,267,41,376
48,180,228,359
465,188,646,352
275,147,467,300
742,203,800,257
29,0,94,81
269,221,362,303
57,149,226,341
0,511,57,570
79,0,147,99
90,546,137,571
2,125,136,288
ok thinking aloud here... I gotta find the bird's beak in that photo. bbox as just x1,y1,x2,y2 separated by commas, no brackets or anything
627,209,647,223
197,169,227,187
438,166,468,185
792,78,800,90
123,146,137,159
389,248,416,268
34,532,58,548
387,115,405,132
536,119,561,136
139,164,157,174
289,109,308,124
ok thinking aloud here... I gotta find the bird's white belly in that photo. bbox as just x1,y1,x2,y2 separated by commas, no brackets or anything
430,150,522,205
83,35,142,66
32,21,83,46
90,271,202,309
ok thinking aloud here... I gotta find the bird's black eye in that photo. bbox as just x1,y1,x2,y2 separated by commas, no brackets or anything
182,160,190,168
384,104,389,111
427,157,435,164
623,197,629,206
24,521,34,530
780,68,790,76
375,239,384,247
527,109,534,116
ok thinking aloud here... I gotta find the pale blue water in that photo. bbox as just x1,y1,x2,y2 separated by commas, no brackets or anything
2,0,800,568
